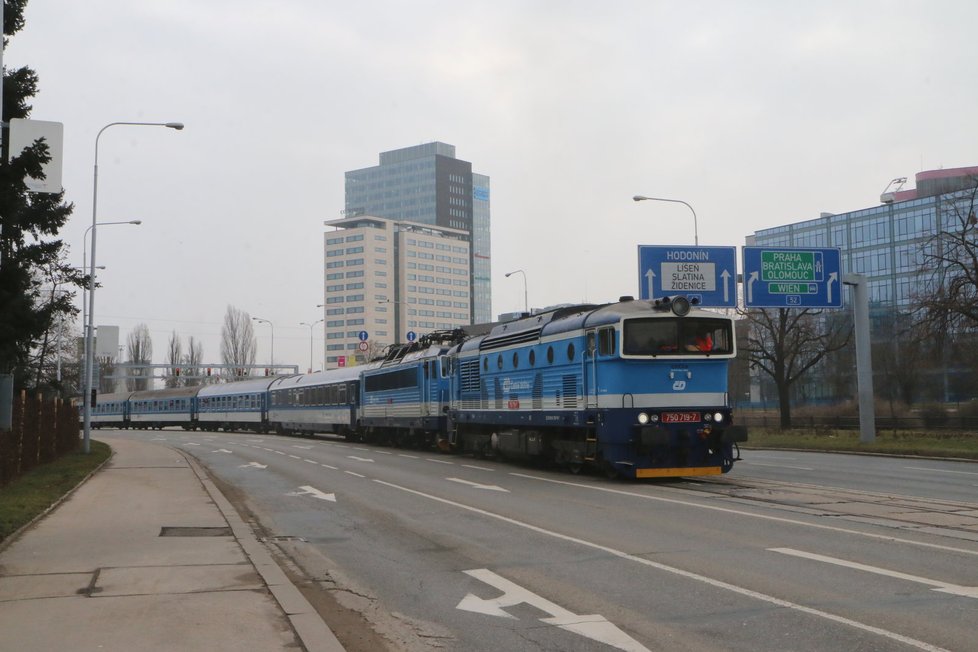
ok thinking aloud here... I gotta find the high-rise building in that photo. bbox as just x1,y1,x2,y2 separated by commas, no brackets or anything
322,215,471,368
749,165,978,402
344,142,491,323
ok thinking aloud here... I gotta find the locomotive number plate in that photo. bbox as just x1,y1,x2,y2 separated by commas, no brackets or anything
661,412,701,423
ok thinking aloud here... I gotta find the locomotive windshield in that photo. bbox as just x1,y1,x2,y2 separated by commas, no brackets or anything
622,317,733,356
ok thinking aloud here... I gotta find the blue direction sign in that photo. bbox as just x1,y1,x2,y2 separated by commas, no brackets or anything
358,330,369,341
742,247,843,308
405,330,417,342
637,245,737,307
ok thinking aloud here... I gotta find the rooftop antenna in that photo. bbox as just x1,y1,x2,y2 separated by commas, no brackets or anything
880,177,907,204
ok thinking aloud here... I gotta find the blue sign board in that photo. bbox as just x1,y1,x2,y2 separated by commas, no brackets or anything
637,245,738,307
742,247,843,308
358,330,369,341
405,330,417,342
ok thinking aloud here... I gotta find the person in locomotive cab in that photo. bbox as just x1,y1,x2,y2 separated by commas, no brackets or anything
684,329,713,352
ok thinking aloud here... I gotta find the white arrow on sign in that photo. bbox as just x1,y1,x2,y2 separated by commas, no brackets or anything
747,270,758,304
239,461,267,469
447,477,509,493
287,485,336,502
827,271,838,304
457,569,649,652
720,269,731,303
644,268,655,300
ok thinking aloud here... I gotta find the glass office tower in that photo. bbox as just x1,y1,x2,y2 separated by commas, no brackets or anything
345,143,491,323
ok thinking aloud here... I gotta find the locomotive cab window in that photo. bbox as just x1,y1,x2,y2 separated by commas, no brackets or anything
622,317,733,356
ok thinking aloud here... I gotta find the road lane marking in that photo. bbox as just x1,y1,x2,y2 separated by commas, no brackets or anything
446,478,509,492
345,471,366,478
304,459,318,464
510,473,978,557
458,568,648,652
398,454,420,459
213,448,233,453
287,485,336,502
770,548,978,599
743,461,814,471
425,458,454,465
239,462,267,469
320,464,338,470
904,466,978,477
373,478,948,652
348,455,374,463
462,464,495,471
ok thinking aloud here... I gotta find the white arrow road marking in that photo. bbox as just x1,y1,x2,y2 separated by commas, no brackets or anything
287,485,337,502
185,442,200,446
457,569,649,652
770,548,978,599
212,448,233,453
447,477,509,492
239,462,267,469
348,455,374,463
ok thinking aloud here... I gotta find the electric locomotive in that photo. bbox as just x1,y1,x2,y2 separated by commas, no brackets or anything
447,295,746,478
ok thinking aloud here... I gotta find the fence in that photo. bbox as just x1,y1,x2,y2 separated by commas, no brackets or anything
0,392,79,487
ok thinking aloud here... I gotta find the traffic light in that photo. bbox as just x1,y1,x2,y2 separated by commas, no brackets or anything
207,368,211,376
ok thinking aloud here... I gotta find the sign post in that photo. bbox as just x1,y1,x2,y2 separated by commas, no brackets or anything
637,246,737,307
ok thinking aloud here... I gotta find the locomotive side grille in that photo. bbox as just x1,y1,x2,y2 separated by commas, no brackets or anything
562,375,578,408
459,359,480,393
532,373,543,409
479,328,542,352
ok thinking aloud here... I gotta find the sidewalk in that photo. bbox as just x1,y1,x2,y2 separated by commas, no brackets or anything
0,437,345,652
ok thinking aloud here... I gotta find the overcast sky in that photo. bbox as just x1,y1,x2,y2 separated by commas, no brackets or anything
8,1,978,371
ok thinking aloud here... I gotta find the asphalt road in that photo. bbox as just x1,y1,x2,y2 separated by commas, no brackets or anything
102,430,978,652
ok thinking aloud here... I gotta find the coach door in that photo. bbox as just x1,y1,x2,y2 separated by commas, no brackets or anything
423,360,438,417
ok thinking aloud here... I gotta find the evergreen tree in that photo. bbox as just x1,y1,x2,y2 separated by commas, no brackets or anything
0,0,79,387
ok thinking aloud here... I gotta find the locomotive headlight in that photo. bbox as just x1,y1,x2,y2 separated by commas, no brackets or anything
637,412,650,425
713,412,724,424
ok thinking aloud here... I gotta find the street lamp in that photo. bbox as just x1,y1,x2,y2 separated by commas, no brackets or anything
299,319,323,373
505,269,528,314
252,317,274,370
632,195,699,246
83,121,183,454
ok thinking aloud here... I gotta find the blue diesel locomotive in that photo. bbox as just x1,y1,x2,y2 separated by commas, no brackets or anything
84,295,746,478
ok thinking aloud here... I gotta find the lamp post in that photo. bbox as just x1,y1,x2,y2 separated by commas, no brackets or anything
300,319,323,373
252,317,274,371
505,269,528,314
83,121,183,454
632,195,699,245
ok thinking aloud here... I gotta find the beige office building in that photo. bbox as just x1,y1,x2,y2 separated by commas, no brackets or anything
322,215,471,368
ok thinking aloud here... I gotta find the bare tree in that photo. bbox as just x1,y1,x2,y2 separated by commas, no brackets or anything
220,306,256,380
183,336,204,386
164,331,183,388
742,308,851,429
126,323,153,390
918,177,978,332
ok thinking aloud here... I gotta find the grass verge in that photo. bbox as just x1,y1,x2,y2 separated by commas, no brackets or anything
744,429,978,461
0,440,112,543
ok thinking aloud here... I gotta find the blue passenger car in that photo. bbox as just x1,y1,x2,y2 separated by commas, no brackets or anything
196,377,277,432
268,367,365,436
128,386,200,430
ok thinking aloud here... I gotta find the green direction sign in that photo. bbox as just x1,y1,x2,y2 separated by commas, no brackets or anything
760,251,820,282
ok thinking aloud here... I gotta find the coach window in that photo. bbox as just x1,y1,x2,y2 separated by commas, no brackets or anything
547,346,554,364
338,385,346,403
567,343,575,361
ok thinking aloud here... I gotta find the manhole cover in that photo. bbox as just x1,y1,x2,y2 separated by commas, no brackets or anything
159,526,232,537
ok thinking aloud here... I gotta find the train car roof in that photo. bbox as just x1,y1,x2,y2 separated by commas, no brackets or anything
128,386,201,400
197,377,280,397
94,391,134,402
268,363,381,390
